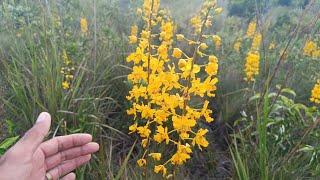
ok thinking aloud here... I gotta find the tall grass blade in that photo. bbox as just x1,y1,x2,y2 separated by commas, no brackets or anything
260,85,269,180
99,127,106,180
114,139,137,180
230,137,250,180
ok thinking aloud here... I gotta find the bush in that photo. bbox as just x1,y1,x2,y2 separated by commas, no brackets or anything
228,0,256,17
278,0,292,6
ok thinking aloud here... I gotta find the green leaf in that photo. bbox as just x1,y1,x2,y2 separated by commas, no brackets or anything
292,104,308,112
268,92,277,98
0,136,19,155
266,118,278,127
249,93,261,102
280,88,296,97
0,136,19,149
276,84,282,90
270,104,283,113
279,95,293,106
299,145,315,152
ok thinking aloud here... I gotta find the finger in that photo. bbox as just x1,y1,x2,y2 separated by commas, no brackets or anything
40,134,93,157
47,154,91,180
61,173,76,180
14,112,51,154
45,142,99,170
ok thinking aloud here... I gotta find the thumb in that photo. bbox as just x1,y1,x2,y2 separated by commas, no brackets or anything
15,112,51,153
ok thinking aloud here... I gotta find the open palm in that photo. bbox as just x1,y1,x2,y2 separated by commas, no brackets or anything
0,112,99,180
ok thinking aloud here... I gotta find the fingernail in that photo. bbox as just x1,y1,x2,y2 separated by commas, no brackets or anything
36,112,51,123
88,142,100,151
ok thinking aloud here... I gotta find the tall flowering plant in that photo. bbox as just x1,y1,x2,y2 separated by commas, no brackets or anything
303,40,320,60
306,41,320,105
244,17,261,82
126,0,222,177
61,50,75,90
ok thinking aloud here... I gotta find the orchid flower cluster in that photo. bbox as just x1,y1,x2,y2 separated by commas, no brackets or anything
304,40,320,60
126,0,222,177
244,17,261,82
80,18,88,33
61,50,75,90
305,40,320,104
60,17,88,90
310,80,320,104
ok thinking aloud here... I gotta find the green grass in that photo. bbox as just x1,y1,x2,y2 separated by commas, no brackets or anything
0,0,133,179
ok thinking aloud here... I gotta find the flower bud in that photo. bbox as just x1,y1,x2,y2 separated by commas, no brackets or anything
129,36,138,44
173,48,182,58
214,8,222,15
200,43,208,50
208,55,218,62
178,59,187,69
176,34,185,41
137,8,143,15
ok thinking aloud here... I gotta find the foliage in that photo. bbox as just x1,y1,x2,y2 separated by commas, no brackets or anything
278,0,292,6
0,0,132,179
232,87,320,179
227,0,256,17
0,136,19,156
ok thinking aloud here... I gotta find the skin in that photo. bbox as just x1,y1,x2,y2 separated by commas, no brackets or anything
0,112,100,180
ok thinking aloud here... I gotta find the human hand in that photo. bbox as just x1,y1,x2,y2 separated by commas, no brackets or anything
0,112,99,180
